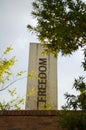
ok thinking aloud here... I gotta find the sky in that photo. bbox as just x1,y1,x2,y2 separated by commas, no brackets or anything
0,0,86,109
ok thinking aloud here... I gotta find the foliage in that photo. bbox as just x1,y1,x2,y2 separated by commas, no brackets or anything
57,75,86,130
82,49,86,71
0,45,16,85
57,111,86,130
27,87,36,96
62,76,86,111
0,88,24,110
0,45,26,110
43,103,52,110
57,50,86,130
0,45,26,91
27,0,86,56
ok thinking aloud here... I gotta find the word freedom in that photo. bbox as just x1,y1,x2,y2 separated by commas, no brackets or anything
37,58,47,109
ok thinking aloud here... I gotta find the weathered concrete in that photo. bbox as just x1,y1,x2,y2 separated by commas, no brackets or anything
26,43,57,110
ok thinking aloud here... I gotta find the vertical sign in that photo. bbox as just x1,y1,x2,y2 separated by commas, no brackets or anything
26,43,57,110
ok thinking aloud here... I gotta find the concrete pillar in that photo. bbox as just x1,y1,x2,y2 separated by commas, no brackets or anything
25,43,57,110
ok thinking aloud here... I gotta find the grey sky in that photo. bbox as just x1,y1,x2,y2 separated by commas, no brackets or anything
0,0,86,109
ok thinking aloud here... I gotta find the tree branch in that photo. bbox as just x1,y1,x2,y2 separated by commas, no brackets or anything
0,76,26,92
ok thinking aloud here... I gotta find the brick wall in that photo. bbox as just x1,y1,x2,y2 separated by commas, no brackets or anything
0,110,62,130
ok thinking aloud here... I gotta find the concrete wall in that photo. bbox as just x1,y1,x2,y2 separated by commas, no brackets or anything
26,43,57,110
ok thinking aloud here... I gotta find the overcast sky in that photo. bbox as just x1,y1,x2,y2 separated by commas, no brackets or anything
0,0,86,109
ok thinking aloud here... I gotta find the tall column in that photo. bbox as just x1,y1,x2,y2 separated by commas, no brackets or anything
25,43,57,110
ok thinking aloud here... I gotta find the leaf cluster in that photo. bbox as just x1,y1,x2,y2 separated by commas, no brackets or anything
57,48,86,130
28,0,86,56
57,111,86,130
62,77,86,111
0,46,26,92
0,46,16,84
0,88,24,110
0,45,27,110
82,49,86,71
